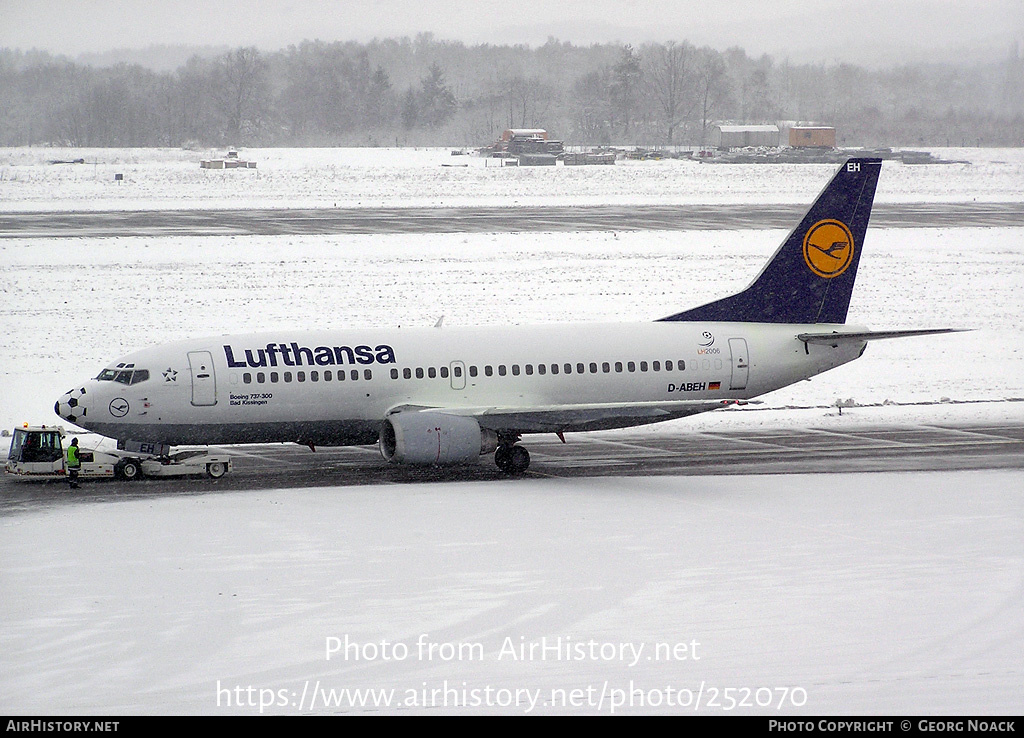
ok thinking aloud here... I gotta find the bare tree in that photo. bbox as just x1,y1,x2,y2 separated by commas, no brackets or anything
694,48,730,148
215,47,269,141
175,55,218,144
571,69,612,144
499,73,554,129
609,45,642,138
644,41,695,144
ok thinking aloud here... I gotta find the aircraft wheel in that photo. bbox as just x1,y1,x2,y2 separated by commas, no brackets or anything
206,462,227,479
495,444,530,475
509,445,530,473
116,458,142,481
494,445,513,473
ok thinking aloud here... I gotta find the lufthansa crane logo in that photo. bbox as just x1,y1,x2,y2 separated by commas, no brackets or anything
108,398,130,418
802,219,855,278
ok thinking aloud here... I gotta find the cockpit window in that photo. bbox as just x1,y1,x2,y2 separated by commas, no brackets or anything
96,368,150,385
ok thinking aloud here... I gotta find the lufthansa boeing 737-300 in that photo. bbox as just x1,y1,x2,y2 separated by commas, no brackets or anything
56,158,958,474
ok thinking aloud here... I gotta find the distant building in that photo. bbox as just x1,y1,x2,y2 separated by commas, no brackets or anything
501,128,548,141
789,126,837,149
200,149,256,169
712,124,780,149
489,128,563,157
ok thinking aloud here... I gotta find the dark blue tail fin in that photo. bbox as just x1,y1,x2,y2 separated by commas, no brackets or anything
660,158,882,324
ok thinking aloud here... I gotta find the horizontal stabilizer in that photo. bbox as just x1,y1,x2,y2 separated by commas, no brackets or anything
797,328,967,346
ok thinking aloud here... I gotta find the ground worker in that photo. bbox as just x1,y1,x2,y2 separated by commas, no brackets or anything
67,437,81,489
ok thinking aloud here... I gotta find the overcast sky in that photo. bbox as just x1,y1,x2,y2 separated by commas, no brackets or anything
2,0,1022,66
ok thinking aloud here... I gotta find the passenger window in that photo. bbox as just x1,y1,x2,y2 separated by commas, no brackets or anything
653,361,661,371
564,363,572,374
391,369,399,379
498,365,507,376
627,362,636,372
454,366,462,377
538,364,546,375
468,366,477,377
511,365,520,376
364,370,372,380
602,362,610,373
351,370,359,381
282,372,290,382
615,362,623,372
428,367,437,379
297,372,306,382
243,373,252,384
525,364,534,375
485,366,493,377
257,372,266,383
441,366,451,378
640,361,648,372
311,371,319,382
325,370,333,381
589,363,597,373
551,364,559,375
416,368,424,379
404,368,412,379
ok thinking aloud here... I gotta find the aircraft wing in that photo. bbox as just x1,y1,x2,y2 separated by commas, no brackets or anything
391,399,754,434
797,328,967,346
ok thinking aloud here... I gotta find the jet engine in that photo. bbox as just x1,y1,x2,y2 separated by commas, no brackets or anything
379,412,499,465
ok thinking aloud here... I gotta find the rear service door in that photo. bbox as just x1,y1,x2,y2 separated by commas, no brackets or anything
728,338,749,391
188,351,217,406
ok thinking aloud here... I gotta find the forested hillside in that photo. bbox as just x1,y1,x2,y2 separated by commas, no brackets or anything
2,34,1022,148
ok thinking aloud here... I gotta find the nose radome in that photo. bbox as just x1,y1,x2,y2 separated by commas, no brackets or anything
56,386,90,424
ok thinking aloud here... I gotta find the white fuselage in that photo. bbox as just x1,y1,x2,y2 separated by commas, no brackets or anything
58,321,865,447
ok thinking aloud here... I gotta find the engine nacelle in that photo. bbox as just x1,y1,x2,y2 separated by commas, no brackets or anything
379,412,499,465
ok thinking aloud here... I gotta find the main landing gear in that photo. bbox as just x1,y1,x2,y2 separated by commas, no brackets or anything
494,433,530,474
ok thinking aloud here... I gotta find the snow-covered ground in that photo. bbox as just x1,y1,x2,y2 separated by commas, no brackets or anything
2,471,1022,714
1,149,1023,715
2,226,1022,431
2,146,1024,211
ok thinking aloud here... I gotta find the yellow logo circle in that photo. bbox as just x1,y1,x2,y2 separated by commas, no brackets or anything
802,219,855,278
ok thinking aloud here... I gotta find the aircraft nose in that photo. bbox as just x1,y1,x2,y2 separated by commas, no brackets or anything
55,386,91,425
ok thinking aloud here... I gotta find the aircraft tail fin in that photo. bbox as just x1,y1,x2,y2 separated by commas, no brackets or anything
660,158,883,324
